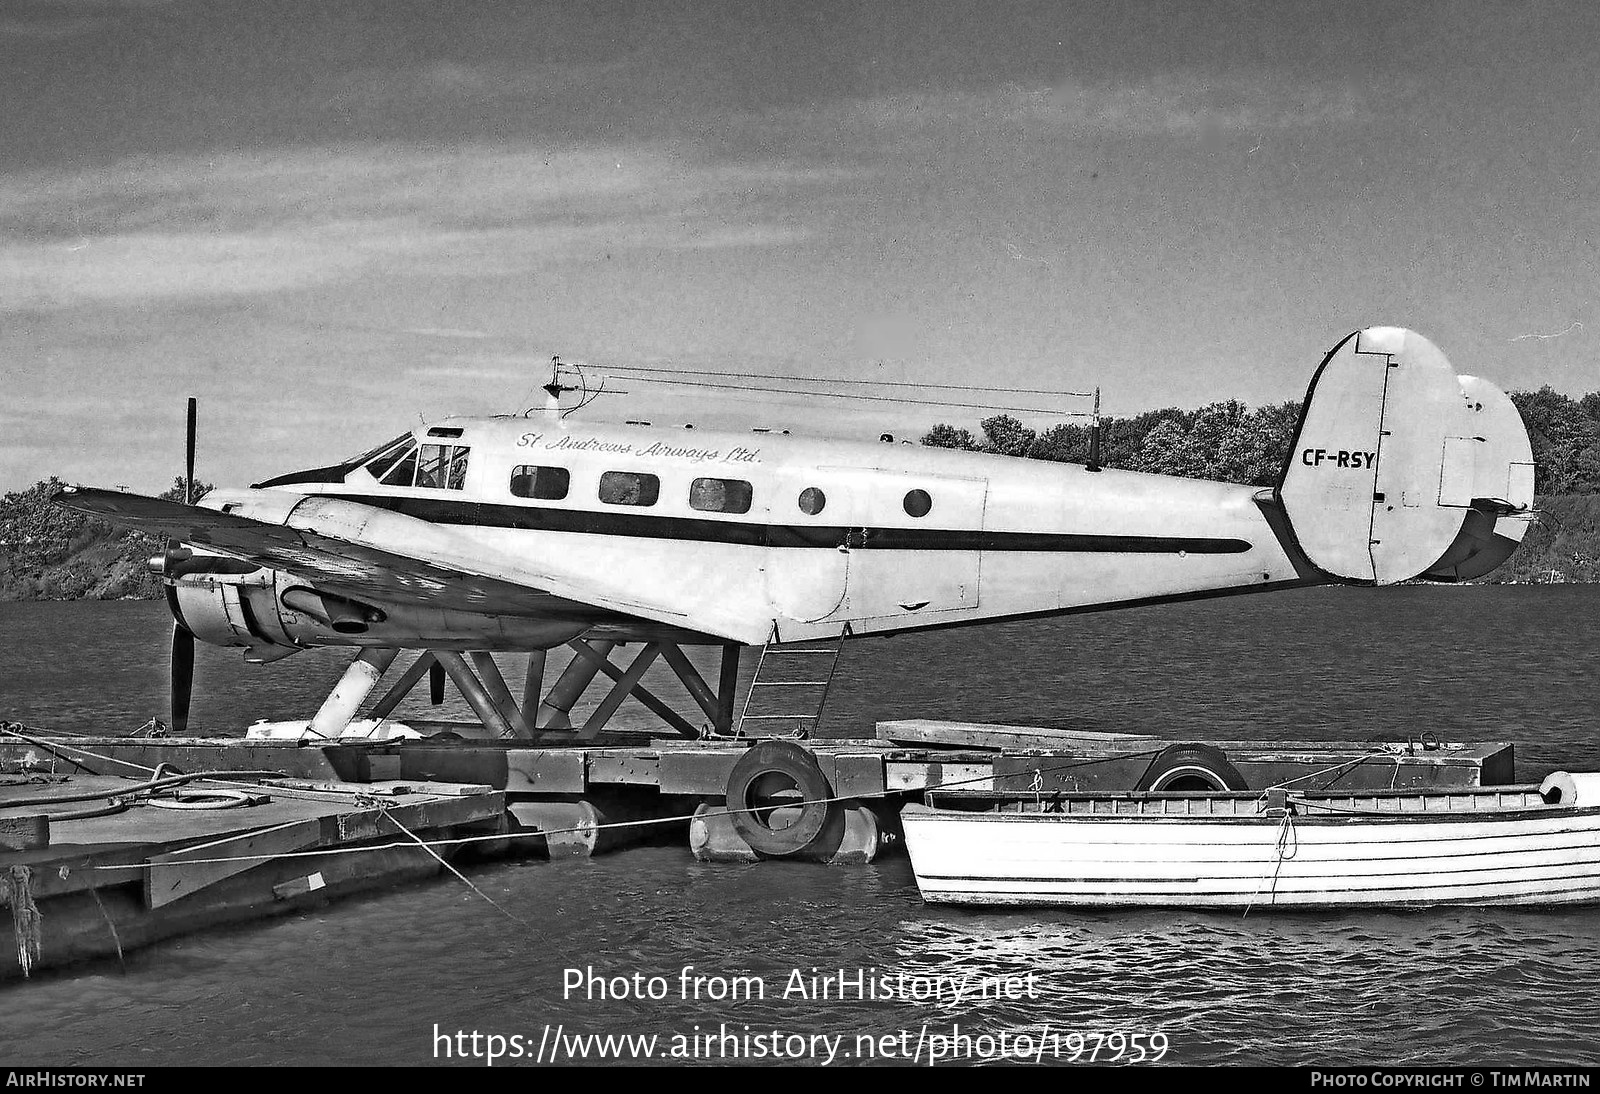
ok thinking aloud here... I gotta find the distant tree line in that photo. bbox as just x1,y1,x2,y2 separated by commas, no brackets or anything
1510,387,1600,495
3,386,1598,599
922,386,1600,495
0,476,210,600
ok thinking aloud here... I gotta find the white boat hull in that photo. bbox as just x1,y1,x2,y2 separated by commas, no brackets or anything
901,801,1600,909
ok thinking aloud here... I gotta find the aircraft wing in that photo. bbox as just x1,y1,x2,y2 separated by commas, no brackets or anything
55,486,772,644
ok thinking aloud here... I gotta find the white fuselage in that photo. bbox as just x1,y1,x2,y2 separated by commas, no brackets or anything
262,412,1309,645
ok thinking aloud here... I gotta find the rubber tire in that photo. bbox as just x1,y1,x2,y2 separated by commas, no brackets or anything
725,739,839,857
1134,743,1250,792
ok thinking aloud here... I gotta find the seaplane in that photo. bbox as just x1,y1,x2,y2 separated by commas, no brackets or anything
56,327,1535,745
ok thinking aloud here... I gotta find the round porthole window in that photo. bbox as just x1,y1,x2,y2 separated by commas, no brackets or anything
798,487,826,515
903,489,932,517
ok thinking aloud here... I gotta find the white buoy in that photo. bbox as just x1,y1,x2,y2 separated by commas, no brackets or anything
1538,771,1600,805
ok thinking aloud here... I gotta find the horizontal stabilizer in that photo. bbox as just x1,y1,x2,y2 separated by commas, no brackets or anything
1275,328,1533,584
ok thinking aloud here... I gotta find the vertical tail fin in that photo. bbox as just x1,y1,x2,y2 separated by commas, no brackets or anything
1274,327,1534,584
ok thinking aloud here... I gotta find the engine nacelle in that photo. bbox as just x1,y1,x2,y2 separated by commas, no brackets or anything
166,568,587,661
168,569,336,662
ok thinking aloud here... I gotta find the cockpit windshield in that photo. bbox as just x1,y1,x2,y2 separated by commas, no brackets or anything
346,434,412,469
363,436,416,482
367,437,470,490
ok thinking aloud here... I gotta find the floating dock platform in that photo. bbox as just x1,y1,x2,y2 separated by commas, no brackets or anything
1,720,1515,979
0,765,505,980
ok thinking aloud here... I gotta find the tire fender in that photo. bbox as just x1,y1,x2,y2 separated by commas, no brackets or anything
725,739,840,857
1134,743,1250,792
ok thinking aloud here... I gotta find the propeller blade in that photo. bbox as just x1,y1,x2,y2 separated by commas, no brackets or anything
429,660,446,705
184,396,197,505
170,622,194,734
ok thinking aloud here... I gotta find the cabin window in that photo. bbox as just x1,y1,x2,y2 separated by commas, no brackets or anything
598,470,659,507
797,487,826,515
415,444,450,489
510,465,571,501
411,444,470,490
689,477,753,515
446,446,470,490
903,489,932,517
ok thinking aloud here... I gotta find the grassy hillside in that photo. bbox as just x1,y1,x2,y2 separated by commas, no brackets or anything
1483,494,1600,584
0,477,177,600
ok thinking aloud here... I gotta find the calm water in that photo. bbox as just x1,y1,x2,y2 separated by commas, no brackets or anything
1,587,1598,1066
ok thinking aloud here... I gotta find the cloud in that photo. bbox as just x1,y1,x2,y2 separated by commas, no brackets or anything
332,56,642,106
0,143,847,310
0,0,174,39
0,16,99,39
746,71,1370,158
1046,72,1368,135
404,327,493,340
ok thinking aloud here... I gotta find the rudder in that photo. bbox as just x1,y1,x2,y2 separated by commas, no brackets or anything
1275,327,1533,584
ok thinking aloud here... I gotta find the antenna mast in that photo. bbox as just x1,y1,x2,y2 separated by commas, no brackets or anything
1086,387,1103,472
542,355,569,412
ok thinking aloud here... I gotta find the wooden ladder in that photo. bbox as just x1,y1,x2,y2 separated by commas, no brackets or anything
733,627,847,738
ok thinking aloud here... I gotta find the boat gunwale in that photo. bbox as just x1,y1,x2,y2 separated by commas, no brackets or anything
924,783,1552,803
902,793,1600,827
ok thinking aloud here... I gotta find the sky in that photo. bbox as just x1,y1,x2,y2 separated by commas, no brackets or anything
2,0,1597,492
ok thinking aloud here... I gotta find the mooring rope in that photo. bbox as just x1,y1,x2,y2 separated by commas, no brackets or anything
5,866,42,979
10,769,285,808
1258,751,1393,795
10,725,1387,900
376,803,534,930
0,723,102,775
55,746,1174,872
87,885,126,973
0,721,1508,944
0,724,155,778
1241,810,1299,919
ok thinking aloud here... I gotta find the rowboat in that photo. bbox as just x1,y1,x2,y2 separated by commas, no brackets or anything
900,772,1600,909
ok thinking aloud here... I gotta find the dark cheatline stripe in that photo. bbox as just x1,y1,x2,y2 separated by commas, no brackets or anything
330,493,1252,554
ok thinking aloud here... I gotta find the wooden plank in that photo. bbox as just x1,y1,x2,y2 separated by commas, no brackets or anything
377,781,494,797
885,761,994,792
992,754,1150,793
816,753,886,799
147,817,326,909
505,750,587,794
264,778,409,797
878,719,1159,750
875,722,1511,766
337,793,505,843
0,739,346,781
658,749,743,795
401,744,512,788
272,871,328,900
361,777,492,793
584,749,662,786
267,779,494,797
368,755,403,782
2,846,151,902
142,789,503,910
0,813,49,851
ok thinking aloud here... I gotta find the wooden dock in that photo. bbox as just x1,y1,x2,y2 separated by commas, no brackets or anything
0,718,1516,979
0,766,505,980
